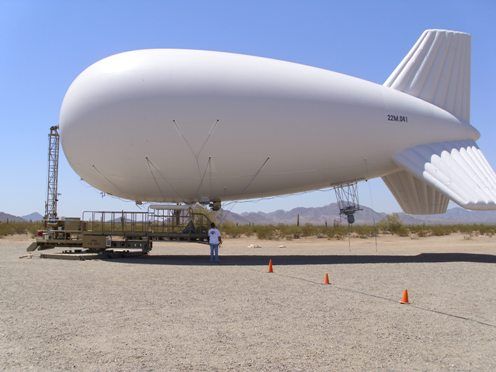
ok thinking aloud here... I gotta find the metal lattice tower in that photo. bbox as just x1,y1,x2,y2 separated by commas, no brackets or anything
45,125,60,222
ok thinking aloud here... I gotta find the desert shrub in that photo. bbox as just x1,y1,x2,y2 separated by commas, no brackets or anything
5,218,496,242
301,224,317,237
220,222,244,238
408,225,430,237
378,214,408,236
0,221,43,238
430,225,452,236
417,229,429,237
252,225,277,240
217,221,496,241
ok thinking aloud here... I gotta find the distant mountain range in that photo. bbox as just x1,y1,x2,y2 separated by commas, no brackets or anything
0,212,43,222
2,205,496,225
21,212,44,221
216,203,496,225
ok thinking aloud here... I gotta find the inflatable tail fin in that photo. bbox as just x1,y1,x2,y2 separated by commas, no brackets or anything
382,30,496,214
384,29,471,123
383,170,449,215
386,141,496,212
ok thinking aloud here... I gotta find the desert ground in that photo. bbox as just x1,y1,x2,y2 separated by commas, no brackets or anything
1,234,496,371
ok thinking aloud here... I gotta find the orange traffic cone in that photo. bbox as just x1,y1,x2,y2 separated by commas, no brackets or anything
400,289,410,304
323,273,330,285
268,259,273,273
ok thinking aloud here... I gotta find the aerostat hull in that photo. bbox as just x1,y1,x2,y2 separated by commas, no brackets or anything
60,42,481,209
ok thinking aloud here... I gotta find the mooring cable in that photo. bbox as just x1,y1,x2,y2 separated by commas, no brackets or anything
145,156,185,201
145,156,166,200
171,119,198,170
91,164,124,194
197,119,221,159
195,156,212,197
171,119,221,178
241,156,271,194
363,159,378,253
244,264,496,329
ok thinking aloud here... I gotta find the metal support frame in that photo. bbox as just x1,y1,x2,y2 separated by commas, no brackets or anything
334,181,361,224
45,125,60,223
80,205,211,241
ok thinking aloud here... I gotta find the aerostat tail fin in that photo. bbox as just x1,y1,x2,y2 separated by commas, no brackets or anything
384,141,496,214
383,170,449,215
384,29,471,123
381,29,493,214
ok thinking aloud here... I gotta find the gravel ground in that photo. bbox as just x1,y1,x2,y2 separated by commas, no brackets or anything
1,234,496,371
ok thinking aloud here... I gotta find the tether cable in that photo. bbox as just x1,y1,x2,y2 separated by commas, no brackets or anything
91,164,124,194
244,265,496,329
241,156,270,194
145,156,185,201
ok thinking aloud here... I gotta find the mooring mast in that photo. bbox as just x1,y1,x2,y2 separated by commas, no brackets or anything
45,125,60,223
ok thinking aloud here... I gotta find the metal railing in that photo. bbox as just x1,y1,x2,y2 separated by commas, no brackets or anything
81,206,211,236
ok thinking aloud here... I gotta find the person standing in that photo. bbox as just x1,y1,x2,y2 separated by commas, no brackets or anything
208,222,222,262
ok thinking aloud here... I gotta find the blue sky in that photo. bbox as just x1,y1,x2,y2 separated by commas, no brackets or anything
1,0,495,217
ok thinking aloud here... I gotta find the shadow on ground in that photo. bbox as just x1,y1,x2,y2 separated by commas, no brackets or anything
105,253,496,266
